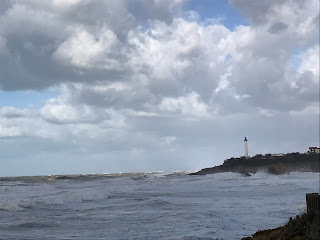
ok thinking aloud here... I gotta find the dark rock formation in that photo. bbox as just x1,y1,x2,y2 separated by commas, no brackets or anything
190,153,319,176
239,171,251,177
267,163,288,175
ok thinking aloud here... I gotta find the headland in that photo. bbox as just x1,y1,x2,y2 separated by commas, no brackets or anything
190,152,319,176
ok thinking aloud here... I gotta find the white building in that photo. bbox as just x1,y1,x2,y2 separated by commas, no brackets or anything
271,153,285,157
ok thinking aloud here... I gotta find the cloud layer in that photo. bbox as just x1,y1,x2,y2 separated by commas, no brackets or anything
0,0,319,176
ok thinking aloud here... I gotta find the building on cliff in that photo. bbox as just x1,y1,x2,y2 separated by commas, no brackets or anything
270,153,285,157
308,147,320,154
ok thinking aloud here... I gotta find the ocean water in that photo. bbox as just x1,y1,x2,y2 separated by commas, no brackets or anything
0,171,318,240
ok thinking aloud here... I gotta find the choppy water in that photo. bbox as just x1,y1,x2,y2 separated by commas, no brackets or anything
0,171,318,240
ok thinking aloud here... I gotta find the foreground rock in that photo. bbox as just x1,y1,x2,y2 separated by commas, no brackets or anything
242,212,315,240
190,153,319,175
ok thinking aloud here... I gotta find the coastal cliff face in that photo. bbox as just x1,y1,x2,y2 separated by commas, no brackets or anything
190,153,319,176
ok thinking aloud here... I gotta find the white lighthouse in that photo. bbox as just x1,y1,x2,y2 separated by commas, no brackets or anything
244,137,248,158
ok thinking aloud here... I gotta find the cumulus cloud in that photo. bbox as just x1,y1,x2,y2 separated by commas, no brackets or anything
0,125,22,137
0,106,35,118
53,29,119,69
0,0,185,90
1,0,318,112
40,99,105,124
0,0,318,176
298,45,319,77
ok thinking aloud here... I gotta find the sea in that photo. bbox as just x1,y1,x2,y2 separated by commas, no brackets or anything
0,171,318,240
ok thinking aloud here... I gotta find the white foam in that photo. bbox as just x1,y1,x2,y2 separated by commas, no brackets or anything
0,199,35,211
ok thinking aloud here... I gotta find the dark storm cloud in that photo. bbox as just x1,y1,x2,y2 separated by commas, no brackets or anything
0,0,183,90
268,22,288,34
230,0,302,26
1,0,317,113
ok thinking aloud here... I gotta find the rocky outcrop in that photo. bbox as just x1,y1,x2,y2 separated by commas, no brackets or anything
190,153,319,176
242,213,314,240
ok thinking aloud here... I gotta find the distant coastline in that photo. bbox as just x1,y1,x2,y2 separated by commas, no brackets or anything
190,152,320,176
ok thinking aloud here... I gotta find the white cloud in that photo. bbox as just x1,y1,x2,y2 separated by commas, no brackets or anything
160,136,176,145
0,106,35,118
40,98,104,124
54,29,119,69
215,67,231,93
53,0,82,8
298,45,319,78
0,125,22,137
0,0,318,176
123,109,159,117
159,92,209,117
258,108,277,117
289,103,319,117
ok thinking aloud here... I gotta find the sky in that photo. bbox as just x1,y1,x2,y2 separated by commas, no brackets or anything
0,0,319,177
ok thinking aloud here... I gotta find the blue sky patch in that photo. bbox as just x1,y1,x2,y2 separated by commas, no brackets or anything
225,53,232,62
0,87,59,109
290,48,307,71
183,0,248,29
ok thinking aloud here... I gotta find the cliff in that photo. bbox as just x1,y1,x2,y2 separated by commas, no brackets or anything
190,153,319,176
242,212,313,240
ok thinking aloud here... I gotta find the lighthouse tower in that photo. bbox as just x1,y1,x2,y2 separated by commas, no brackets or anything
244,137,248,158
